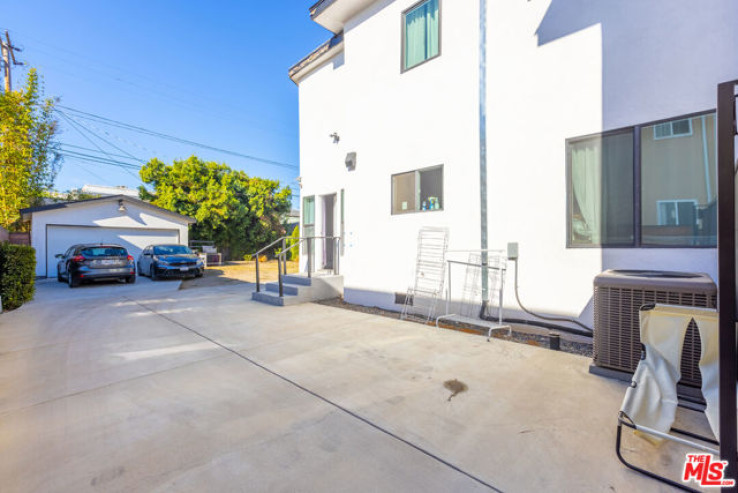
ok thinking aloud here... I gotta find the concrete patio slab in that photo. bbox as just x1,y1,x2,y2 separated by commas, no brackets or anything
0,280,712,491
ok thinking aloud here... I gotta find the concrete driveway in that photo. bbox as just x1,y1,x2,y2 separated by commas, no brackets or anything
0,280,708,492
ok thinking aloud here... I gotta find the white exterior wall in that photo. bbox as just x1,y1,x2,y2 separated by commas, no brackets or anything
486,0,737,322
30,200,191,277
297,0,738,321
299,0,481,309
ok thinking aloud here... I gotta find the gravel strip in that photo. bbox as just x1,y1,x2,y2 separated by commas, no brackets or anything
316,298,593,358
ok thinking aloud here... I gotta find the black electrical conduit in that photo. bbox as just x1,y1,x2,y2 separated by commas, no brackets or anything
480,258,594,338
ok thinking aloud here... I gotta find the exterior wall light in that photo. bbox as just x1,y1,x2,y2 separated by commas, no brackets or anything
330,132,340,144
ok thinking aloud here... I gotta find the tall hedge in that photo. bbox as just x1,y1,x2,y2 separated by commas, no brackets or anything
0,243,36,311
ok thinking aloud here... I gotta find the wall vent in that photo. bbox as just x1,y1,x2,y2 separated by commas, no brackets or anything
593,270,716,388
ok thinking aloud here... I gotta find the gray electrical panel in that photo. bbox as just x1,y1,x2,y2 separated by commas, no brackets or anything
507,242,519,261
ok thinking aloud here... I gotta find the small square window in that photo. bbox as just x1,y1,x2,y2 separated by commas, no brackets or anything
403,0,440,71
392,165,443,215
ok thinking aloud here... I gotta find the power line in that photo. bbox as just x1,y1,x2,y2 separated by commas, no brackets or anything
66,160,108,183
58,109,145,163
3,27,296,138
58,150,141,169
61,143,145,162
56,110,142,179
56,105,298,170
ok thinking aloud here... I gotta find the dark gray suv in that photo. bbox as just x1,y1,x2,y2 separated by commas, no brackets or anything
56,244,136,288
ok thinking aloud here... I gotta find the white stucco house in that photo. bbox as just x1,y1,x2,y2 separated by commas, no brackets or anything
20,195,195,278
289,0,738,325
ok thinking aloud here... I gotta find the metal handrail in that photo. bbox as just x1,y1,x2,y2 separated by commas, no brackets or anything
253,235,341,295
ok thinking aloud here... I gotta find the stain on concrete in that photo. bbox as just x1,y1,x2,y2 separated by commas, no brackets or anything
387,395,405,405
90,466,125,486
443,379,468,402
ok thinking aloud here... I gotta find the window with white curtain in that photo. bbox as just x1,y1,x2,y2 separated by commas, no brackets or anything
567,131,634,246
402,0,440,71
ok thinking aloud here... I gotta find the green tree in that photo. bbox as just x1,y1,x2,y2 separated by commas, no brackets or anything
0,69,61,230
139,155,291,259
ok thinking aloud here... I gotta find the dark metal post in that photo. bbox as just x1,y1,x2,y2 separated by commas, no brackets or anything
278,255,284,297
717,80,738,491
332,238,337,275
283,238,289,275
307,237,312,278
255,254,260,292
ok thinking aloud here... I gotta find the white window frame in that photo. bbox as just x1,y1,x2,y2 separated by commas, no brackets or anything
653,118,693,140
656,199,698,226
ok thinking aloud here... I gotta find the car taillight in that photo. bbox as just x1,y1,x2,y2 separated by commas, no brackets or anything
127,255,134,262
72,255,86,262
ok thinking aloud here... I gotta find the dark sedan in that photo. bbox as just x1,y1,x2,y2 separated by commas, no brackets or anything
138,244,204,280
57,244,136,288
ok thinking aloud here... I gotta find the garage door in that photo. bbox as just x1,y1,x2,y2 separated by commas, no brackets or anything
46,225,180,277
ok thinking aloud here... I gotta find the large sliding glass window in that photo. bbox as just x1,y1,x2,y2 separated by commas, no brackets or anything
566,112,717,248
568,131,634,246
641,114,717,246
392,165,443,215
403,0,440,71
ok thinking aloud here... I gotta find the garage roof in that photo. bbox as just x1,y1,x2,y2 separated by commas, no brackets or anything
20,195,196,224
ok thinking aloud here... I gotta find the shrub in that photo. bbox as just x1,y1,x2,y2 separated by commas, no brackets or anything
0,243,36,311
287,225,299,262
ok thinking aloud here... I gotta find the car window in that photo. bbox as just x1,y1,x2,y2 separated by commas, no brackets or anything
80,246,127,257
154,245,192,255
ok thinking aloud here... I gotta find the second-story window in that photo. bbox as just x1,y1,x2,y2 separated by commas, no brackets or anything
403,0,440,71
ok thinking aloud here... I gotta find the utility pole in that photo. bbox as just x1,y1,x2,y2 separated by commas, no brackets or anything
0,31,23,92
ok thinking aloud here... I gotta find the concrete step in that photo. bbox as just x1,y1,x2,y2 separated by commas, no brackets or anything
265,282,299,296
252,274,344,307
251,290,302,306
281,274,312,286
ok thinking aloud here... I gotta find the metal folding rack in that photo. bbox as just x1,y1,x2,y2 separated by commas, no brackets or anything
401,227,449,323
436,251,510,340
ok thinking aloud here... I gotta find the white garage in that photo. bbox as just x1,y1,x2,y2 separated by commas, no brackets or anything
21,195,196,277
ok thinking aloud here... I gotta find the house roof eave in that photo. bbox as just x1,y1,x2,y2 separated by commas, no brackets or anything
309,0,377,33
19,195,197,224
288,33,344,85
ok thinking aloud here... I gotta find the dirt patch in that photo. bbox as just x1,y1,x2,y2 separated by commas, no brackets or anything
443,379,468,401
180,260,299,290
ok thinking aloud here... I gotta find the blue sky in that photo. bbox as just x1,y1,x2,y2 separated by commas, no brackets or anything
1,2,331,206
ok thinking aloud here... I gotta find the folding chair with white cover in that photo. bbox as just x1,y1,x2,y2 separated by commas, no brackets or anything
616,304,724,491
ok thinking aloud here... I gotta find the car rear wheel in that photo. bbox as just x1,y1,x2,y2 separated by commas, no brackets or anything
67,270,79,288
126,275,136,284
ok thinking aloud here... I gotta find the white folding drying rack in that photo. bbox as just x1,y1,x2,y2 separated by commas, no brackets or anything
401,227,449,323
436,250,510,341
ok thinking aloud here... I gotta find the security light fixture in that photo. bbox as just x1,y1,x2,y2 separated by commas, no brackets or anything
118,199,127,213
330,132,340,144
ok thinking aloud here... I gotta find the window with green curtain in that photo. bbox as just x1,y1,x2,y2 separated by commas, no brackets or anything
403,0,440,71
302,196,315,237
